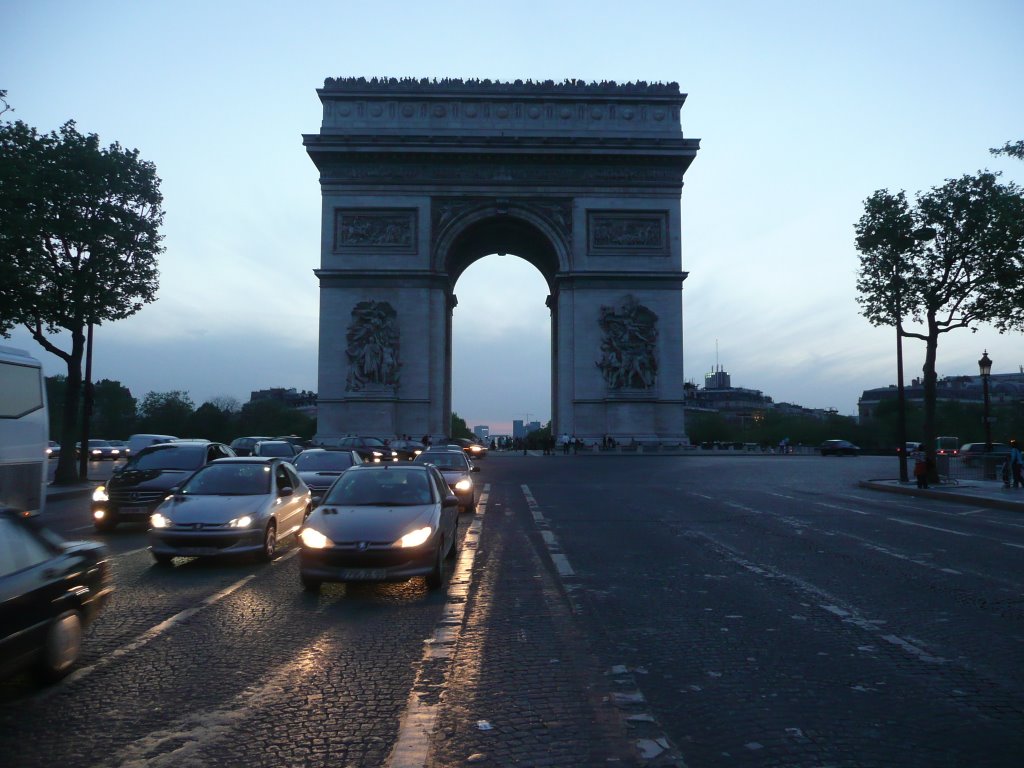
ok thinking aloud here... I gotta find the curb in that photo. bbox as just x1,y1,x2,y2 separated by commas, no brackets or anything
46,484,97,502
858,480,1024,513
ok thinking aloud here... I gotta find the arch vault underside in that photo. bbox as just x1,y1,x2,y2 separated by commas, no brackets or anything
303,77,700,444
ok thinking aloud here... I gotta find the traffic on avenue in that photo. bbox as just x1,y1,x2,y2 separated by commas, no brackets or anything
3,453,1023,767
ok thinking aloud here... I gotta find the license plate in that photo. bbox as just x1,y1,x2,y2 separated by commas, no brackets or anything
176,547,220,556
119,506,149,516
338,568,387,580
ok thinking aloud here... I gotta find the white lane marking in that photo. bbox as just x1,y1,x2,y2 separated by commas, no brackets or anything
691,532,948,665
956,508,986,516
887,518,972,537
1004,542,1024,550
89,639,330,768
386,485,488,768
36,573,258,700
816,502,869,516
522,483,576,577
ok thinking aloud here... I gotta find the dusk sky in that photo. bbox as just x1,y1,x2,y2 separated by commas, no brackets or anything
3,1,1022,434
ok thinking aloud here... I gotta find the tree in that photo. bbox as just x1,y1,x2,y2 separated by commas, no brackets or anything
990,140,1024,161
450,412,472,439
0,117,164,483
855,172,1024,476
91,379,137,438
137,391,195,436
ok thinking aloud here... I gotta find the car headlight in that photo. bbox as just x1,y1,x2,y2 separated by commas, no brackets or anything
454,479,472,491
396,526,432,548
151,512,172,528
91,449,102,456
228,515,253,528
300,527,332,549
92,485,109,502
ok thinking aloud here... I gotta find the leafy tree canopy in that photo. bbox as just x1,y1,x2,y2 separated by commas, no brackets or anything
990,140,1024,161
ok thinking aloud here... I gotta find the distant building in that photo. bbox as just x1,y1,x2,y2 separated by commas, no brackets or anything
512,419,542,438
684,364,837,424
248,387,318,418
473,425,490,440
858,371,1024,421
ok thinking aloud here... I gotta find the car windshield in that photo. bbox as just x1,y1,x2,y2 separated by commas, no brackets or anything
180,463,272,495
323,470,433,506
416,452,468,470
124,446,205,471
294,452,356,471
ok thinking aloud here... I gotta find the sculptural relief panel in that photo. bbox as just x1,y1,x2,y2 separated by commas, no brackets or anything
588,211,669,255
595,295,659,391
334,209,417,253
345,300,401,392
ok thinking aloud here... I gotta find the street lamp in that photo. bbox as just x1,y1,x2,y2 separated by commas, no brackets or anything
979,350,993,453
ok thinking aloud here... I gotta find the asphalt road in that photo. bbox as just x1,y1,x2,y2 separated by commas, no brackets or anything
4,454,1022,767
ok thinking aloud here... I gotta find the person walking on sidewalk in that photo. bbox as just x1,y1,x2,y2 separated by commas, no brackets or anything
912,446,930,489
1010,439,1023,489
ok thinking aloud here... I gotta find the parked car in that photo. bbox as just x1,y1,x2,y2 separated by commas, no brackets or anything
0,508,113,682
229,436,273,457
76,439,122,461
334,436,399,462
819,439,860,456
46,440,60,459
252,440,300,460
959,442,1011,467
414,449,480,511
293,448,363,505
148,457,311,565
298,463,459,592
91,440,235,531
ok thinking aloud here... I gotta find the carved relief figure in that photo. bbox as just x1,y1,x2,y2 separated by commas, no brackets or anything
345,301,400,391
596,296,659,390
337,212,414,249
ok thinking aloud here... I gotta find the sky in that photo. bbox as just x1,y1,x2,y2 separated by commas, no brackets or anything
2,0,1022,434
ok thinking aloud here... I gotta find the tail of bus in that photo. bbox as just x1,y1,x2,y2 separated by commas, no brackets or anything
0,345,48,515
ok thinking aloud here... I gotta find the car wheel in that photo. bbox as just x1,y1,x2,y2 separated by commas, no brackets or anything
260,521,277,562
35,610,83,683
152,552,174,567
425,539,447,590
300,574,321,593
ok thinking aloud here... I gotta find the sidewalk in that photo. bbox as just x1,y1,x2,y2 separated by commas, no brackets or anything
46,481,98,502
860,478,1024,512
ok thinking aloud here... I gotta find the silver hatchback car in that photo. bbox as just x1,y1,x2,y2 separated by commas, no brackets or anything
148,457,312,565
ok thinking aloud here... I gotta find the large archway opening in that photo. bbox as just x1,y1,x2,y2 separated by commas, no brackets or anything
452,254,551,440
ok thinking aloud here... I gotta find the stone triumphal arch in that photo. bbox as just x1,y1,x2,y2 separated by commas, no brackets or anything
303,78,700,444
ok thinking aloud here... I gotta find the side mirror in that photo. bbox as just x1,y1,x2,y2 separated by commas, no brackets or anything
279,487,294,497
443,494,459,508
113,464,125,474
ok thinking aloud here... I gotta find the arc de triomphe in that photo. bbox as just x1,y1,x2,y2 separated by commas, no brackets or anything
303,78,700,444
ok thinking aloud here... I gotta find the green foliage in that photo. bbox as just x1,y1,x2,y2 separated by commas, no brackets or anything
1,115,164,482
450,412,472,439
990,140,1024,161
854,171,1024,468
236,399,315,439
137,391,195,435
45,375,66,440
91,379,137,438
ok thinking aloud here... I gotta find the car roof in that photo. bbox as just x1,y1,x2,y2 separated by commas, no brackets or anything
347,462,429,471
209,456,283,465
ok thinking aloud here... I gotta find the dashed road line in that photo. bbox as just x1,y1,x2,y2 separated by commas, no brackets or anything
887,518,972,536
386,485,488,768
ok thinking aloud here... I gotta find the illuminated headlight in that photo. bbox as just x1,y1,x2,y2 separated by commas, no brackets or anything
46,447,53,456
110,449,120,456
396,526,432,548
92,485,109,502
93,509,106,520
91,449,102,456
151,512,172,528
413,449,422,456
469,446,482,454
300,527,332,549
454,479,472,491
228,515,253,528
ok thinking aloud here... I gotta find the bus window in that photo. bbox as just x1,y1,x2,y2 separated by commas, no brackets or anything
0,346,48,516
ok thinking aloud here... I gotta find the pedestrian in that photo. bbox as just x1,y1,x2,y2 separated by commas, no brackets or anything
912,447,929,489
421,434,432,448
1010,439,1023,489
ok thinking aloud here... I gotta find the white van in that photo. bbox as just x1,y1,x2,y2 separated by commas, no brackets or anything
127,434,179,455
0,345,48,515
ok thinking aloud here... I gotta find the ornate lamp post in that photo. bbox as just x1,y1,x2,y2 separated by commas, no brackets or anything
979,350,993,453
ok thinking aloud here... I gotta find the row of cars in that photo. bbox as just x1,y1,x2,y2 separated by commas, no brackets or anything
2,437,484,684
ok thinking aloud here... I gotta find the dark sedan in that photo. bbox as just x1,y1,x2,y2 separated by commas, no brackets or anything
334,436,399,463
414,449,479,512
298,464,459,592
92,440,236,531
0,509,113,682
819,439,860,456
293,448,363,505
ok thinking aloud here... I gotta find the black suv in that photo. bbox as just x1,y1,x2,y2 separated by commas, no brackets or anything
91,440,235,531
